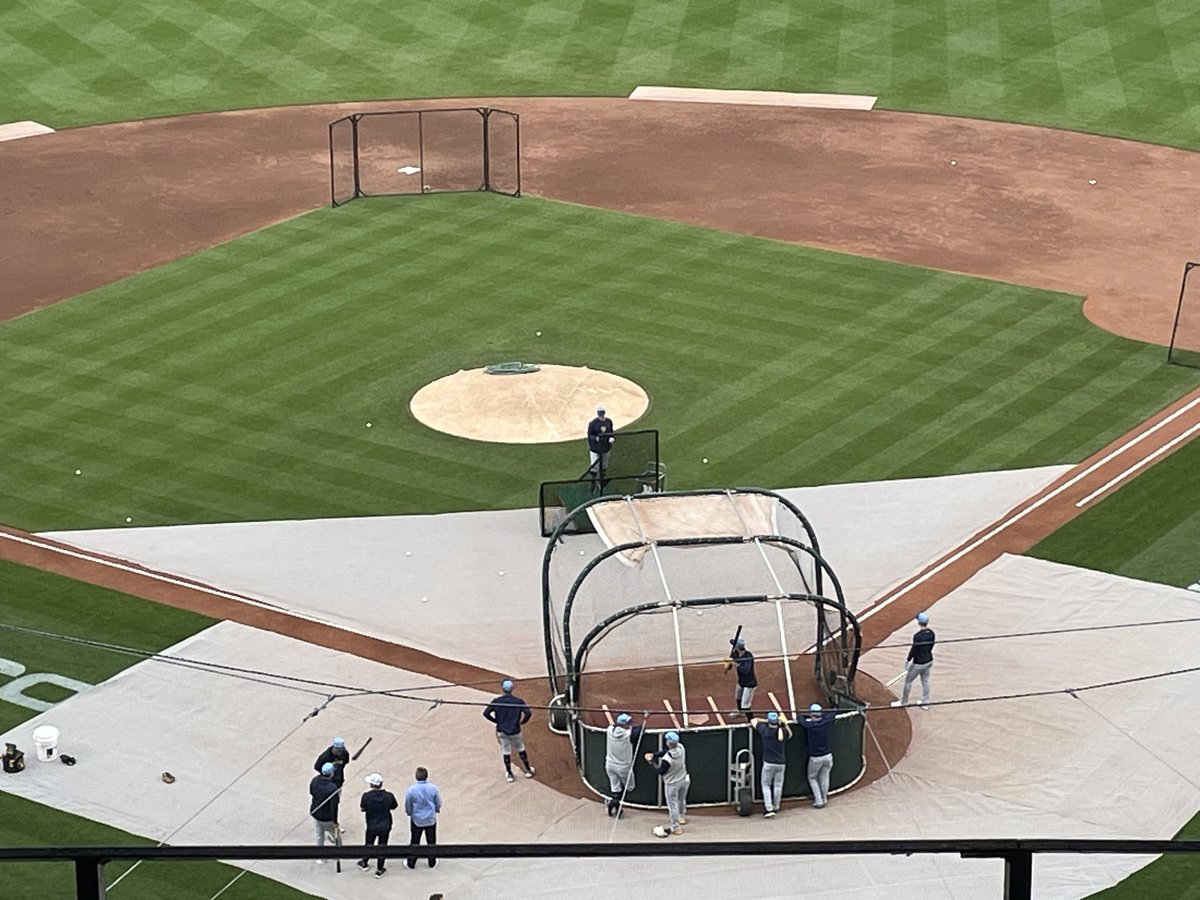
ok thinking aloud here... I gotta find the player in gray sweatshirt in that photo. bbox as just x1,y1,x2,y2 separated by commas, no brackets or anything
604,713,642,817
644,731,690,835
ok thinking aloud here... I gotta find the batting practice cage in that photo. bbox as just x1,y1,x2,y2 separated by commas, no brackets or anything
1168,261,1200,368
538,429,664,537
328,107,520,207
541,488,866,810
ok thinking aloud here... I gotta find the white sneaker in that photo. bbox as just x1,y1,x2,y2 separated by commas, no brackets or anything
890,700,903,707
764,810,776,818
505,772,515,783
524,767,535,778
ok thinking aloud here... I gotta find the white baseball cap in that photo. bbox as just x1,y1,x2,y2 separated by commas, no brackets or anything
365,773,383,787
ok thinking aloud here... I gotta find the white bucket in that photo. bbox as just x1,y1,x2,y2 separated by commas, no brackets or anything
32,725,60,762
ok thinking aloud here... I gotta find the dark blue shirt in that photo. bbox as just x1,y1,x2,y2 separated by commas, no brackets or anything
798,712,836,757
754,722,789,765
908,627,936,665
314,746,350,786
360,789,398,833
484,693,532,735
733,650,757,687
309,775,340,822
587,416,614,454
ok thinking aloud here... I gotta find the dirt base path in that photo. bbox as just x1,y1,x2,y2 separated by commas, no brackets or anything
3,96,1200,798
2,97,1200,343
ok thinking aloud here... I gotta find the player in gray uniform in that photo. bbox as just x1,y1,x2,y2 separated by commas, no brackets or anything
604,713,642,817
644,731,690,835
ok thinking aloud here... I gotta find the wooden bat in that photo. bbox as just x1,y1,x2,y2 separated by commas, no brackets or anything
351,737,373,761
729,624,743,648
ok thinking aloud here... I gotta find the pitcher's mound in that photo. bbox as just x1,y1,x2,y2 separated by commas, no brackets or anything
410,364,650,443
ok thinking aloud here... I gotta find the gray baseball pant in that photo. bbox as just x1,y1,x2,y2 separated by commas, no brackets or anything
808,753,833,807
761,761,785,812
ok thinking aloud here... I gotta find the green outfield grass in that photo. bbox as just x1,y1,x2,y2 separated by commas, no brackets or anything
2,0,1199,147
1029,434,1200,588
0,195,1195,532
0,561,313,899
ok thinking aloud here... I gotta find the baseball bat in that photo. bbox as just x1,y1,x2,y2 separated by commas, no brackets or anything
729,624,743,648
351,737,373,761
334,824,342,873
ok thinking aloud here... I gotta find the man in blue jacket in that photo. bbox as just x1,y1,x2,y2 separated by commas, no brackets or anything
587,406,615,486
797,703,836,808
723,636,757,716
892,611,936,709
404,767,443,869
483,679,535,782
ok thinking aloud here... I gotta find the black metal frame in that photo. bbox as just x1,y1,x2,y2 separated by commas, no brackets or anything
328,107,521,207
9,839,1200,900
1167,260,1199,367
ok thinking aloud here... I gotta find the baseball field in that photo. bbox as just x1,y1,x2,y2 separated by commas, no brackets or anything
2,1,1200,898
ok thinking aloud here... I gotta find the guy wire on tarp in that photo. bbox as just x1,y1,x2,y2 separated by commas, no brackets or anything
5,620,1200,718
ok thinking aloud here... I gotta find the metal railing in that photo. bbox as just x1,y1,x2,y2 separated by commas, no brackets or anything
4,838,1199,899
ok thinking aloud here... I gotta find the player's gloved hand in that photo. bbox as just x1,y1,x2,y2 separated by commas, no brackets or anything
722,660,733,672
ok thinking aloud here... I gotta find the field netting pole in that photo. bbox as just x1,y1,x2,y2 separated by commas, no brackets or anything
727,492,798,716
624,497,689,727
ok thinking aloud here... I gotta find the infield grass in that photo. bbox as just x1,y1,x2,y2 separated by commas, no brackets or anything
0,195,1195,532
0,560,313,899
3,0,1200,149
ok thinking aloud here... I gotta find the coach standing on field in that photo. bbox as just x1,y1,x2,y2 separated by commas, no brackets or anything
587,406,615,486
892,611,936,709
797,703,836,809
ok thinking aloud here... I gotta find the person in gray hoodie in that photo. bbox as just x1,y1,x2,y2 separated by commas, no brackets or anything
604,713,642,817
644,731,690,835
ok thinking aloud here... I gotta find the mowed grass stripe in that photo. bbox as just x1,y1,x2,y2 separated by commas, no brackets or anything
0,194,1195,530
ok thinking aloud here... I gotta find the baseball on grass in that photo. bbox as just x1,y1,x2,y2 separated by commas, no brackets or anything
74,469,81,475
125,517,132,523
536,331,542,336
702,457,709,464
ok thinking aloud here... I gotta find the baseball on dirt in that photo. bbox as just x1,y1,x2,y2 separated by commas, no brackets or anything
950,159,957,166
1088,179,1097,185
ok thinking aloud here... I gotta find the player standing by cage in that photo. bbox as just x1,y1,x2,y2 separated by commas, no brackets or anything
604,713,642,817
797,703,836,808
645,732,690,836
484,679,536,782
724,636,757,715
892,612,936,709
750,711,792,817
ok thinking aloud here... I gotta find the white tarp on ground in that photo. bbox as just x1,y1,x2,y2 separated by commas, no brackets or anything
4,553,1200,899
43,467,1069,676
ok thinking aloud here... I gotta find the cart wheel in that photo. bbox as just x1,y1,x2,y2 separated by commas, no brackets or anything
735,786,753,817
548,696,569,732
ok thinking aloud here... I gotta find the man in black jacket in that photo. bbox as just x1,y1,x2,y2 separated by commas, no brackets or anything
356,773,398,878
587,406,615,487
314,736,350,787
309,762,340,859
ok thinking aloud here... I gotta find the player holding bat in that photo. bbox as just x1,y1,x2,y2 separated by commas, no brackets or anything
722,626,757,716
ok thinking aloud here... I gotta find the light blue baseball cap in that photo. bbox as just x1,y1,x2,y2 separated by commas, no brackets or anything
616,713,632,725
321,762,335,775
332,737,345,748
502,679,514,692
767,712,779,724
736,637,746,647
664,731,680,743
916,612,930,625
810,703,823,713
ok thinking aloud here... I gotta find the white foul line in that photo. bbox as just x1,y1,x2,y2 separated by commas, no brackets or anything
857,394,1200,625
1075,422,1200,508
